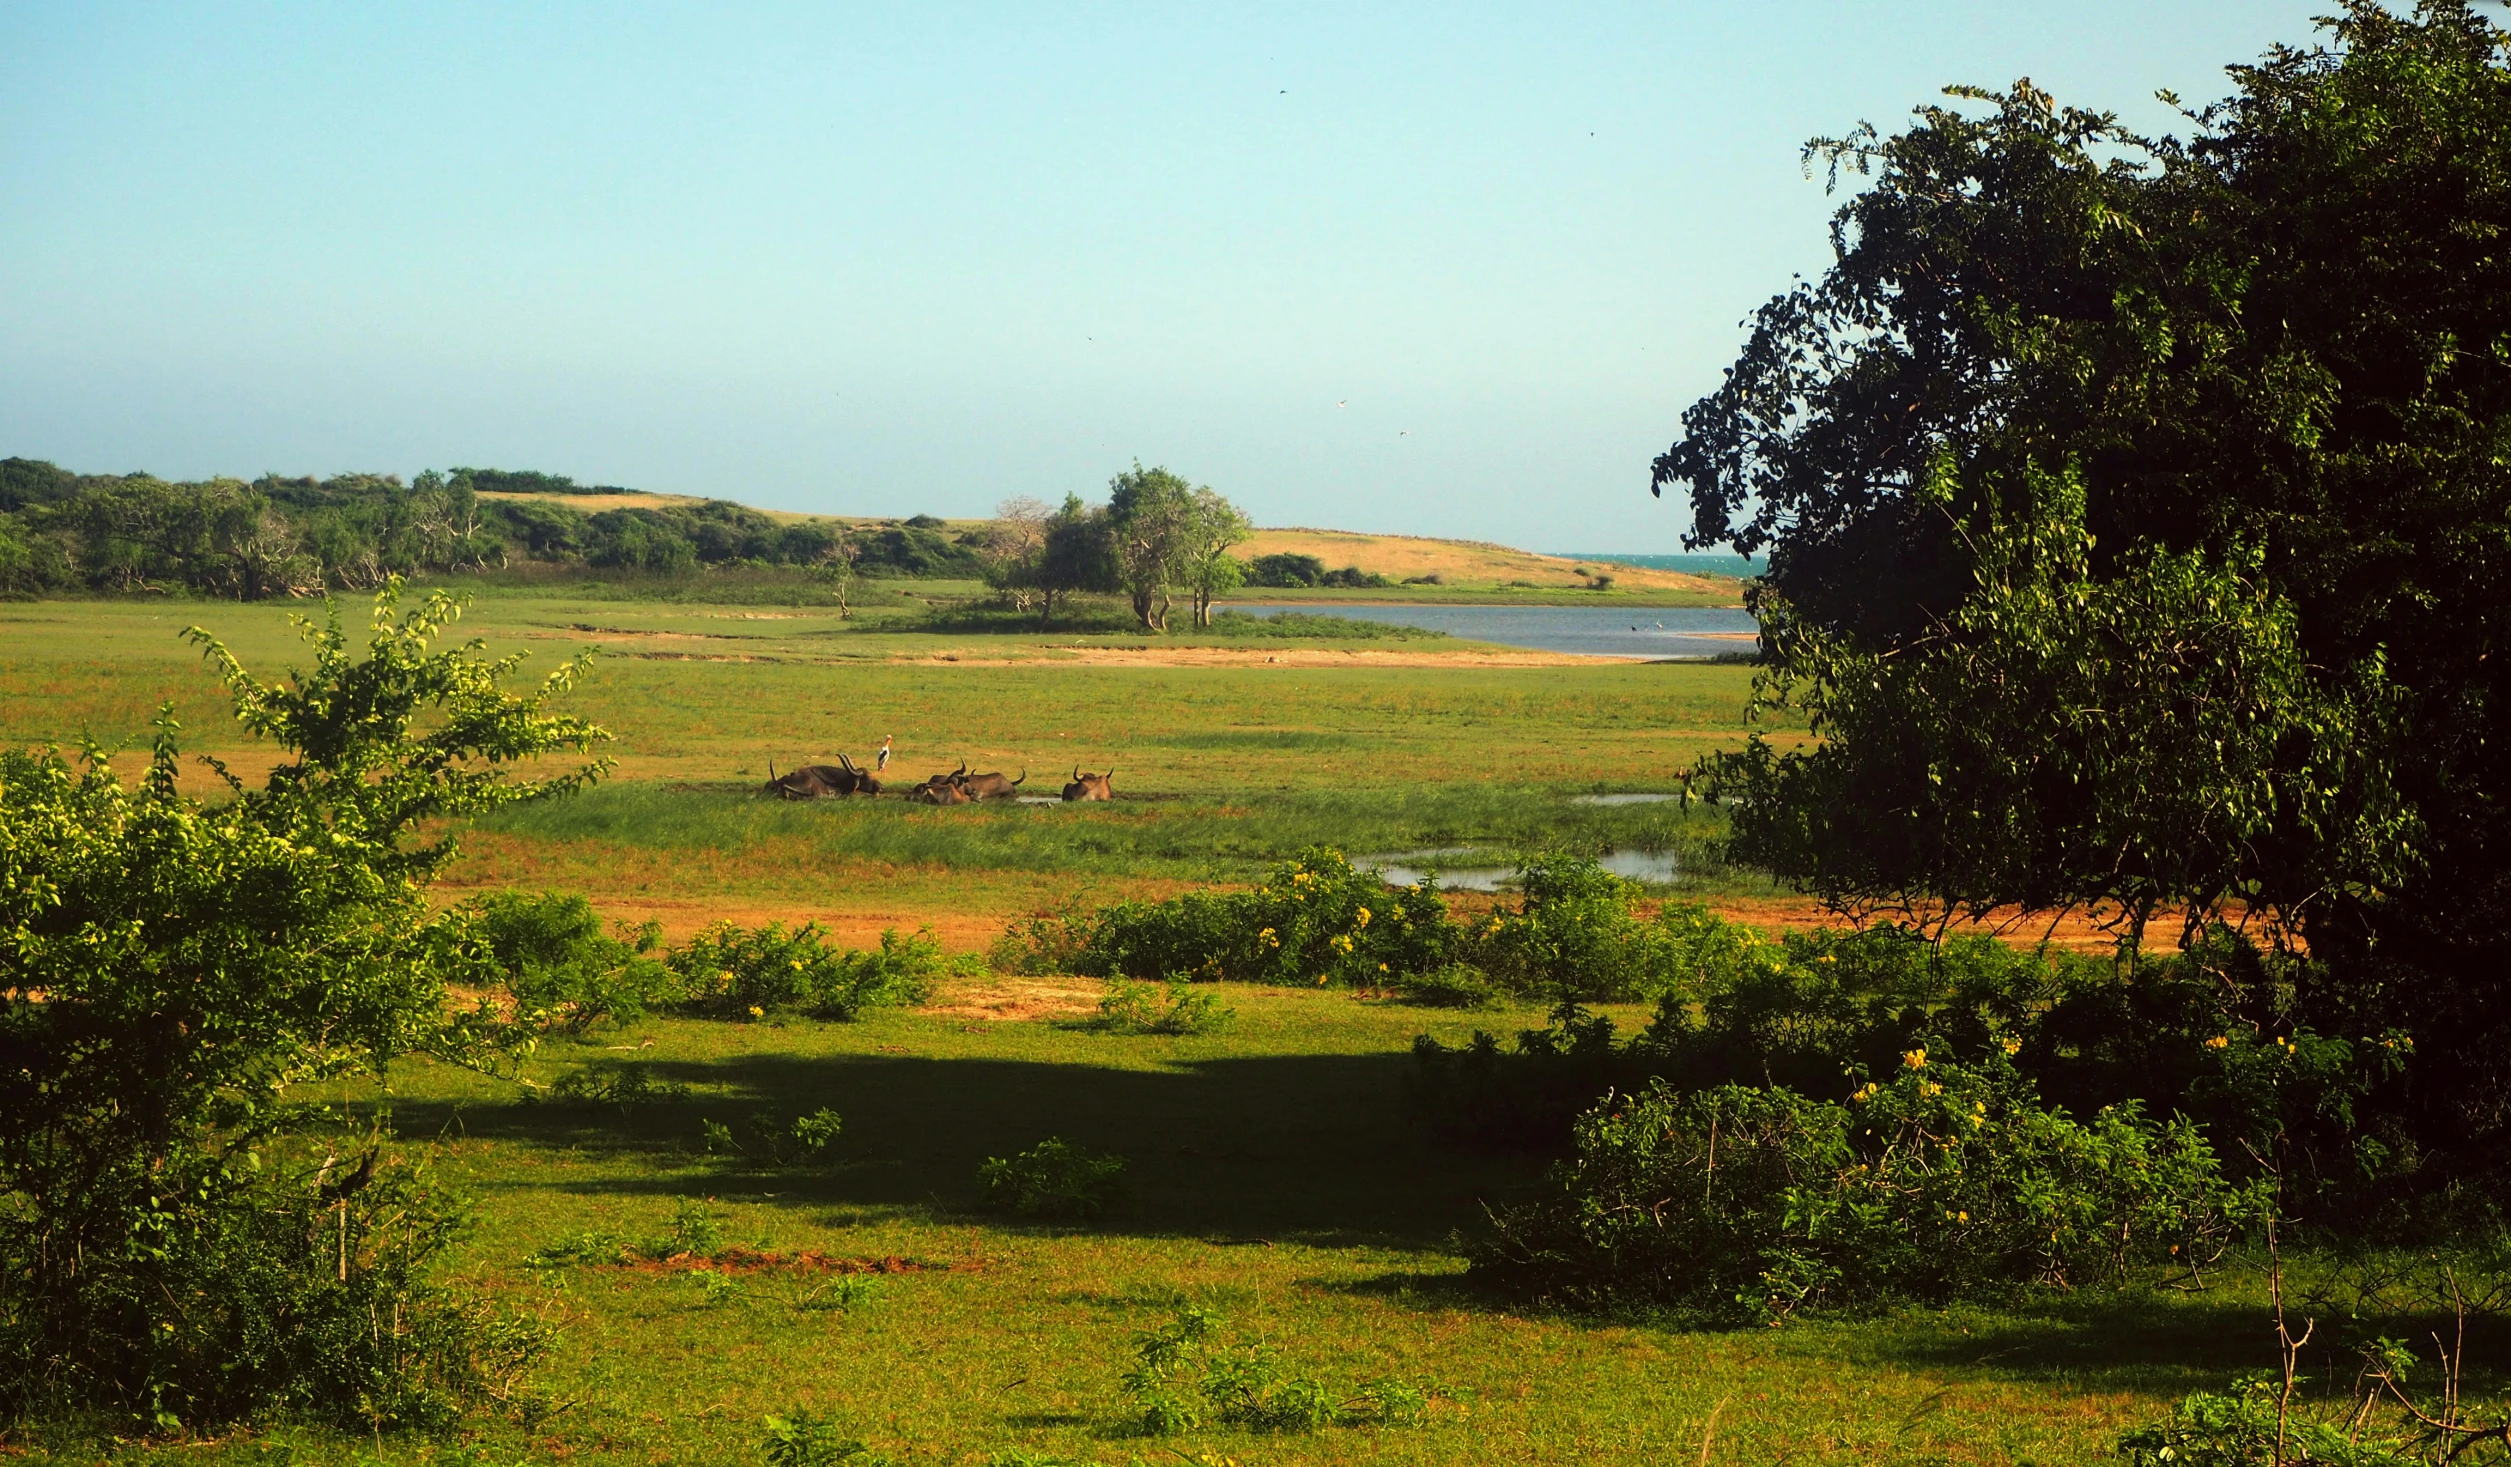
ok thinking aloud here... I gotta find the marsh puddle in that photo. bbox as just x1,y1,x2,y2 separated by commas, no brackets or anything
1567,792,1680,806
1358,847,1681,892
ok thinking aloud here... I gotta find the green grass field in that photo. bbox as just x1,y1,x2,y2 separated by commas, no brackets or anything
70,993,2264,1467
0,594,1789,944
0,594,2272,1465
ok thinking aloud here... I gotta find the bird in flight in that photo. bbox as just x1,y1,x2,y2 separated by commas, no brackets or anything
1336,399,1347,408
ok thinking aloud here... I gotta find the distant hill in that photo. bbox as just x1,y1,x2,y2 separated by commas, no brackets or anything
1236,527,1737,594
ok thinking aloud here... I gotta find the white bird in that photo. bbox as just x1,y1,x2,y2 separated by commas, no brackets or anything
1336,399,1347,407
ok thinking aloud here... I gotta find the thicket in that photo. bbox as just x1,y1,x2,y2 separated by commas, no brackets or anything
460,897,971,1027
1413,913,2408,1181
0,586,606,1431
1241,553,1395,589
667,921,970,1020
1475,1054,2267,1320
994,846,1699,1003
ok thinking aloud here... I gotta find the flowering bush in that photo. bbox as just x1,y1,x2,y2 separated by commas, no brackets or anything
1077,847,1458,988
1472,853,1680,1000
668,921,966,1019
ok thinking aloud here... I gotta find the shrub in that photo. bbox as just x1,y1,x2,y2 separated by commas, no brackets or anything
988,898,1098,976
1120,1307,1434,1437
1475,1054,2268,1320
702,1109,844,1167
976,1138,1127,1221
1397,962,1502,1009
0,586,603,1429
1471,852,1678,1001
672,922,963,1019
763,1409,893,1467
467,889,678,1031
1082,847,1460,988
1095,979,1236,1036
550,1061,690,1109
1409,1004,1660,1151
1640,919,2067,1096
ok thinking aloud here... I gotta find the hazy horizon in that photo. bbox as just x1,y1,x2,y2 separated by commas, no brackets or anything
4,3,2336,550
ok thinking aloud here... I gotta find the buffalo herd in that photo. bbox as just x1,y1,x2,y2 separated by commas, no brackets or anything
762,756,1115,804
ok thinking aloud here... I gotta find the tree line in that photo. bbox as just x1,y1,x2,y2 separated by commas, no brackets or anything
0,458,1321,628
0,459,997,597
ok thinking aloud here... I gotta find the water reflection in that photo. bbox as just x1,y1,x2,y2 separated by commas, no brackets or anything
1358,847,1681,892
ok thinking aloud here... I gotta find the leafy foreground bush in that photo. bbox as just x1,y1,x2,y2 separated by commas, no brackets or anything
1123,1307,1432,1436
2115,1231,2511,1466
670,921,973,1019
0,585,607,1430
977,1138,1127,1221
465,889,675,1031
1475,1053,2267,1321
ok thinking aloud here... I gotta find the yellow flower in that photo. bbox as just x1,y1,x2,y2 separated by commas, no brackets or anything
2000,1037,2022,1057
790,959,805,970
1956,1210,1968,1223
1378,963,1390,972
2204,1035,2230,1050
1919,1082,1943,1098
747,1005,765,1019
1903,1048,1927,1070
1851,1083,1879,1104
1354,907,1371,928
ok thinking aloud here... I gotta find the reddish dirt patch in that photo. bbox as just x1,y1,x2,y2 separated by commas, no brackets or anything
920,976,1103,1022
615,1249,956,1276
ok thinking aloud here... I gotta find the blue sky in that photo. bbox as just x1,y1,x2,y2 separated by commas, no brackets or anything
1,2,2334,550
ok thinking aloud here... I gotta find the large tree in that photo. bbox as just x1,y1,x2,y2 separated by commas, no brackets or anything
1658,4,2511,1164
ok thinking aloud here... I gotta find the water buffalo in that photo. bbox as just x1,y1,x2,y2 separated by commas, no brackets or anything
835,752,882,797
906,776,973,805
955,768,1027,800
763,761,853,800
1061,765,1115,802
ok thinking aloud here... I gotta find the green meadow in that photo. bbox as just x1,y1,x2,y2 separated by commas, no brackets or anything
0,594,1781,941
123,997,2259,1467
2,594,2257,1466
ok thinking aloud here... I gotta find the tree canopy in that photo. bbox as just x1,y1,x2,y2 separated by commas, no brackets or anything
1659,1,2511,1166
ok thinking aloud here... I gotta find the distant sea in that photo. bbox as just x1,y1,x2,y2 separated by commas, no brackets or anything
1554,551,1766,578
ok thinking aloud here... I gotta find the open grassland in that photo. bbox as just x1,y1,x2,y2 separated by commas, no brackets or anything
54,987,2271,1467
3,595,2299,1464
0,596,1787,942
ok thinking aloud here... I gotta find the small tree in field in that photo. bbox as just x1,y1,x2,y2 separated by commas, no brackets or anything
1180,488,1251,629
0,583,610,1430
1106,464,1196,631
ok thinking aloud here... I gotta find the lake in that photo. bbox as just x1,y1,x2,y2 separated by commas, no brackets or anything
1230,603,1758,658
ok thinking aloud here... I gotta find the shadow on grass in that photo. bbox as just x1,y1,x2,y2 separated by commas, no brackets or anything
396,1048,1552,1250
